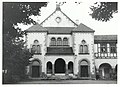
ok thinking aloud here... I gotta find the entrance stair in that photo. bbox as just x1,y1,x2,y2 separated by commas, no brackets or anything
48,75,72,80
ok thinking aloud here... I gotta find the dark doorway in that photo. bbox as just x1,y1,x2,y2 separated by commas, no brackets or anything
81,66,88,77
47,62,52,74
79,60,89,77
68,62,73,74
99,63,112,79
55,58,66,73
32,66,40,77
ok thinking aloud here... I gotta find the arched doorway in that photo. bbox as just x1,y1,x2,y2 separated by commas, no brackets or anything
99,63,112,79
79,60,89,77
47,61,52,74
31,60,41,77
68,61,73,74
55,58,66,73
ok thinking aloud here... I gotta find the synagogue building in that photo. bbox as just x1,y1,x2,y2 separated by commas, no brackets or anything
25,4,117,80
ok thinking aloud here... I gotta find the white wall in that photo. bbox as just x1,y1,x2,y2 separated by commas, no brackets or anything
41,11,77,27
73,32,95,75
26,32,47,55
72,32,94,55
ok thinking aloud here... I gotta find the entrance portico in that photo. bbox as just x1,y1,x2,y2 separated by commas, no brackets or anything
46,57,74,75
55,58,66,73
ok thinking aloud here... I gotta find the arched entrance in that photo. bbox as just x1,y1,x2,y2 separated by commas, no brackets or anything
68,61,73,74
99,63,112,79
31,60,41,77
47,61,52,74
79,60,89,77
55,58,66,73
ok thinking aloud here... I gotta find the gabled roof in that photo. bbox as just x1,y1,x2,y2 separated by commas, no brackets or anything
40,5,78,26
25,24,47,32
94,35,117,41
45,27,74,34
72,23,95,32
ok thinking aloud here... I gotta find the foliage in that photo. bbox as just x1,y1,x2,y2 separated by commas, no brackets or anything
90,2,118,22
3,2,47,83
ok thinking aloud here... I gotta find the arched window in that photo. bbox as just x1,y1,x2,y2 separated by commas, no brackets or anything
57,37,62,46
34,40,39,44
80,45,83,53
68,61,73,74
47,62,52,74
31,40,41,54
84,45,88,53
79,40,88,54
37,45,41,53
51,37,56,46
63,37,68,46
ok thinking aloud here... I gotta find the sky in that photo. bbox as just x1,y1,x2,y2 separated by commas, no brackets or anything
18,1,119,35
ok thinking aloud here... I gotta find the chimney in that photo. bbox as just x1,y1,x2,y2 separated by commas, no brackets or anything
75,19,79,25
56,4,61,11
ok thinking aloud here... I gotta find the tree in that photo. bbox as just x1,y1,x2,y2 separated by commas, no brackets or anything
3,2,47,83
90,2,118,22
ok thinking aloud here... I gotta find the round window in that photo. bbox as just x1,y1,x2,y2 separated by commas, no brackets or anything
55,17,61,23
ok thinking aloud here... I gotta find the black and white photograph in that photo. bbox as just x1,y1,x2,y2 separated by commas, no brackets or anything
2,0,118,85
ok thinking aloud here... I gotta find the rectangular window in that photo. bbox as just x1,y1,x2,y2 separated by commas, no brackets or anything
100,43,107,53
110,43,116,53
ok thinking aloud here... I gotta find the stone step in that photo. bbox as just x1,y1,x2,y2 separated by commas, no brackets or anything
48,75,71,80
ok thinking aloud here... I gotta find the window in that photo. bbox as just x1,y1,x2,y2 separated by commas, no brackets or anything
50,37,69,46
84,45,88,53
63,37,68,46
79,40,89,54
31,40,41,54
57,37,62,46
50,37,56,46
80,45,83,53
100,43,107,53
110,43,116,53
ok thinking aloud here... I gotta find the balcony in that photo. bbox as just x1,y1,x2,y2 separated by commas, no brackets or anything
46,47,74,55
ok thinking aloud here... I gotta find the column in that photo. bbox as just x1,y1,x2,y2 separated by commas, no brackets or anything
29,62,32,78
111,68,115,79
52,64,54,75
107,43,110,57
88,65,90,77
66,64,68,75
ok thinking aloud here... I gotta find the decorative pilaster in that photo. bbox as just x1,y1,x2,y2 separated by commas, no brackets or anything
65,64,68,75
52,64,55,75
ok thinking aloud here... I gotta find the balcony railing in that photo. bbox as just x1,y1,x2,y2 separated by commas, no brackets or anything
94,53,117,59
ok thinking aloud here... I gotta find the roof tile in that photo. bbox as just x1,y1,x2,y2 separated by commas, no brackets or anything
94,35,117,41
72,23,95,32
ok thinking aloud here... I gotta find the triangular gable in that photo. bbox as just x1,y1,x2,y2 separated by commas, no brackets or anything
40,5,78,27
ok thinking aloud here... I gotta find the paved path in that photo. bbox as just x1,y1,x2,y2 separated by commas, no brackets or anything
18,80,117,84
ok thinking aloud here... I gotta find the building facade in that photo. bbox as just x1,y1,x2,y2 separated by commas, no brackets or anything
25,5,117,80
